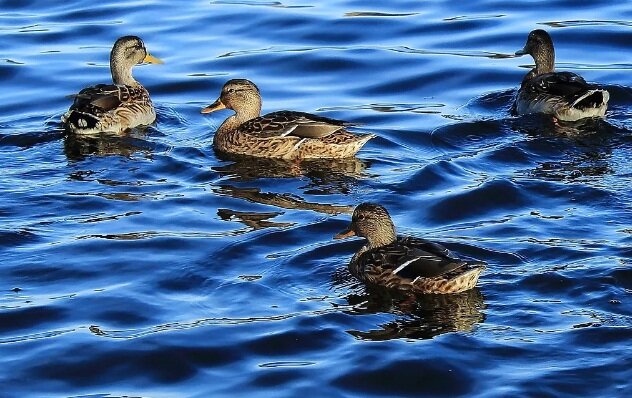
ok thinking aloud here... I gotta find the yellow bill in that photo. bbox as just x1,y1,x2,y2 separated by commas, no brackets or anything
143,53,164,64
201,99,226,114
334,228,356,240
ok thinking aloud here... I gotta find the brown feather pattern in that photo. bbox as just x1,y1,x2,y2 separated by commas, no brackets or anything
337,203,485,295
63,84,155,134
206,79,374,159
350,237,485,294
214,111,374,159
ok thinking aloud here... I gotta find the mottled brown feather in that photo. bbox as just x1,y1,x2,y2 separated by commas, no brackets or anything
337,203,485,295
207,80,374,159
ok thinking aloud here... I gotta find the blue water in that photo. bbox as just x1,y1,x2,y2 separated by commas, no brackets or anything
2,0,632,396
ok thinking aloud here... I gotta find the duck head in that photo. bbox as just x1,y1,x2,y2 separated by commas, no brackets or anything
515,29,555,74
110,36,163,86
201,79,262,120
334,202,397,249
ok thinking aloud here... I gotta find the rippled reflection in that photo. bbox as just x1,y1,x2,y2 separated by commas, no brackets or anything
510,116,627,182
215,185,352,215
63,129,153,161
433,106,630,185
331,267,486,341
318,102,445,114
213,152,368,183
341,286,486,341
3,0,632,395
210,0,312,8
510,114,616,137
217,208,294,231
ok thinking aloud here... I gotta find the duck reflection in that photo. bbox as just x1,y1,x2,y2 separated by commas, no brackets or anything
434,109,627,184
338,285,486,341
63,129,153,161
213,152,369,195
213,154,365,232
510,113,617,137
217,208,294,231
215,185,352,215
509,115,626,182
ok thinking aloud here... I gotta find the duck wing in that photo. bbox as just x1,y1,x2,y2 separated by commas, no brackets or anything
360,237,469,280
523,72,593,101
238,111,352,139
64,84,132,129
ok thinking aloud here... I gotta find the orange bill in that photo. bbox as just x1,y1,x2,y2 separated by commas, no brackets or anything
143,53,164,64
334,228,356,240
201,99,226,114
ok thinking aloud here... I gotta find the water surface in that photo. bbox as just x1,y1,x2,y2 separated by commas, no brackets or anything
1,0,632,397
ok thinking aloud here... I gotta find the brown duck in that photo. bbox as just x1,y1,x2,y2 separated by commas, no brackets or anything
62,36,163,134
513,29,608,121
201,79,375,159
334,203,485,294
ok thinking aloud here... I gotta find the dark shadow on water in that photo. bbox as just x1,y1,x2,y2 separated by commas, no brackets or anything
510,115,631,183
433,103,632,184
211,152,370,217
332,269,486,341
212,151,370,195
63,128,159,161
215,185,352,215
509,113,629,139
217,208,295,231
461,88,516,117
0,129,63,149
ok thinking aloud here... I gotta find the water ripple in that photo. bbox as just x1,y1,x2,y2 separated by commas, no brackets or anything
1,0,632,396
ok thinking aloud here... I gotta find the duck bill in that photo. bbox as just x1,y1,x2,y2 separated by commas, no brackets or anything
334,227,356,240
514,47,528,56
143,53,164,64
201,99,226,114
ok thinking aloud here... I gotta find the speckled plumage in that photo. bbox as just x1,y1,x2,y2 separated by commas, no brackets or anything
335,203,485,294
202,79,375,159
513,29,608,121
62,36,162,134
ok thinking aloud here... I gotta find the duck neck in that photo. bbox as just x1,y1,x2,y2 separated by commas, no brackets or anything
218,100,262,134
366,224,397,249
237,97,262,123
217,115,242,135
111,59,138,86
533,48,555,75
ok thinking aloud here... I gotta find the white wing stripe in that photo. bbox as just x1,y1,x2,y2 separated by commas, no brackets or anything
393,256,422,275
280,125,298,137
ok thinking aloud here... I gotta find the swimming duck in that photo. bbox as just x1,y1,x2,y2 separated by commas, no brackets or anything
334,203,485,294
201,79,375,159
62,36,163,134
513,29,609,121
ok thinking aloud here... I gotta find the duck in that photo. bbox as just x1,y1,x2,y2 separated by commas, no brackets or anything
513,29,609,122
62,36,163,134
334,203,485,294
201,79,375,159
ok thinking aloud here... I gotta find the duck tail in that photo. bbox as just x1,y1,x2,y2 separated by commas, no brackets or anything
355,133,376,151
443,264,485,293
571,89,609,110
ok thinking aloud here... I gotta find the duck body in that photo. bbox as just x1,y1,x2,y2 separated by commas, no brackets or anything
335,203,485,295
62,83,155,134
62,36,162,134
202,79,374,159
515,71,609,121
513,29,608,121
350,236,485,294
